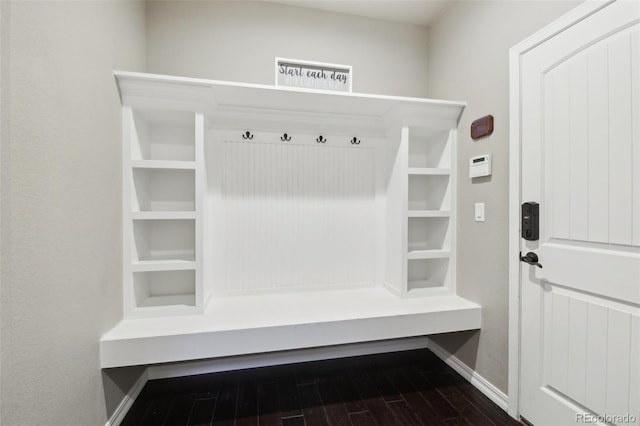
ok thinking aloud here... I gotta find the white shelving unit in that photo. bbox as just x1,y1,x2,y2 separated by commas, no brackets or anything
404,127,456,297
103,71,479,367
123,106,206,318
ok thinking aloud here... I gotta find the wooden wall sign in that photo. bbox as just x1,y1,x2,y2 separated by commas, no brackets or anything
275,58,352,93
471,115,494,140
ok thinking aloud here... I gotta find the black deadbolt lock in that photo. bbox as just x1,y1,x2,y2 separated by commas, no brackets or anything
521,202,539,241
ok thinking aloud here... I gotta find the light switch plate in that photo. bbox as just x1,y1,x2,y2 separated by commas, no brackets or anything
475,203,485,222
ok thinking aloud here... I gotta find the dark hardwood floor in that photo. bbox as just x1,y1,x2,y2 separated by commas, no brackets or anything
121,348,519,426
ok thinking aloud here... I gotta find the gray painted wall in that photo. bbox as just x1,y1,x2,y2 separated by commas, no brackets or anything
426,0,581,393
146,1,431,97
0,1,146,424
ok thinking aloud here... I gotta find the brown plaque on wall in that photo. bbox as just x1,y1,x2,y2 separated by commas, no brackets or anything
471,115,494,140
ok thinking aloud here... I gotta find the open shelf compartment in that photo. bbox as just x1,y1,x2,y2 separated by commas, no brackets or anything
407,258,451,291
132,219,195,263
408,216,450,252
132,168,195,212
130,109,196,161
133,270,196,309
408,128,451,169
408,174,451,211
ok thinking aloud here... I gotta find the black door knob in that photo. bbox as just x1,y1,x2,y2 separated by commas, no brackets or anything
520,251,542,268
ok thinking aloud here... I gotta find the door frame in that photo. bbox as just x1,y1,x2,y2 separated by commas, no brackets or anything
507,0,618,418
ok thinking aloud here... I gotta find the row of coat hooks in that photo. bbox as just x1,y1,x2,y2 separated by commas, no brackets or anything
241,131,361,145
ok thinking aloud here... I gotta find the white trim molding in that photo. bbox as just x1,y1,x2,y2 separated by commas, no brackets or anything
507,0,617,420
105,369,149,426
427,338,509,413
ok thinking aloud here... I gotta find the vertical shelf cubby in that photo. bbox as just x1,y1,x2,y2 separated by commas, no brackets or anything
130,109,196,162
123,107,204,318
133,270,196,308
132,219,196,263
405,127,455,296
132,168,196,212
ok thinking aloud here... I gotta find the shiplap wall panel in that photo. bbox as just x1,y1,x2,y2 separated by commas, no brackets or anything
608,32,634,246
219,137,376,293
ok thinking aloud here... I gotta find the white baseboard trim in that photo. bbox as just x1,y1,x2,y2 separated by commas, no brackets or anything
105,369,149,426
148,337,430,380
426,338,510,413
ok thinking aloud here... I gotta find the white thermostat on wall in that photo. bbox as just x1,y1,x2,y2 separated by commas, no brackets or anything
469,154,492,178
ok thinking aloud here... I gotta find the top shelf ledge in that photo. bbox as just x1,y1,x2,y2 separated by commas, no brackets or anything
114,71,466,136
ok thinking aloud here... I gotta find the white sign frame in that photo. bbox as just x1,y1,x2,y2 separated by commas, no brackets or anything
275,57,352,93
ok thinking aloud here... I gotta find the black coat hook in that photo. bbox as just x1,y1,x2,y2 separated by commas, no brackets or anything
281,133,292,141
350,137,361,145
242,131,254,140
316,135,327,143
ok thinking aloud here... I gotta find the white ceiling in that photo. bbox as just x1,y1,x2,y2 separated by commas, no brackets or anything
265,0,453,27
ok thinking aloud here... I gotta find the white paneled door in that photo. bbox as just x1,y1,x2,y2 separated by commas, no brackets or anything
518,1,640,425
